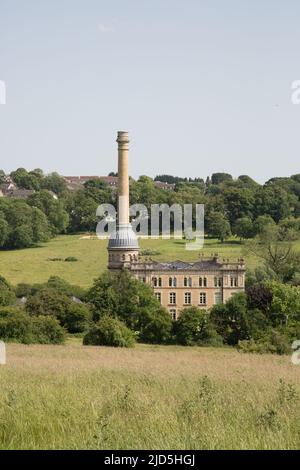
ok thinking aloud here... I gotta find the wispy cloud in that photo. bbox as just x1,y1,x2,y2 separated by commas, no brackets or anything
97,23,115,34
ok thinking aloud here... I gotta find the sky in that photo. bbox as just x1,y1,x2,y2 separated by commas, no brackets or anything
0,0,300,183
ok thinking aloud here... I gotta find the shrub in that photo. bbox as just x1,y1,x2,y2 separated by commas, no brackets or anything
83,316,136,348
0,308,66,344
0,307,32,343
139,307,172,344
174,307,221,346
26,286,91,333
64,256,78,262
64,303,92,333
30,316,66,344
238,330,290,355
25,287,71,319
46,276,86,300
15,283,34,298
197,327,224,347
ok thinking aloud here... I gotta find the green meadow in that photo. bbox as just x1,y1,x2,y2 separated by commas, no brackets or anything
0,340,299,450
0,234,261,288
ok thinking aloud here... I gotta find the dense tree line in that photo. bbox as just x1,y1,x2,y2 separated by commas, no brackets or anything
1,270,298,353
1,168,300,248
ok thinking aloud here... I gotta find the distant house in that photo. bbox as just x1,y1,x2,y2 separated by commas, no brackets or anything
63,175,118,190
154,181,175,191
63,176,175,191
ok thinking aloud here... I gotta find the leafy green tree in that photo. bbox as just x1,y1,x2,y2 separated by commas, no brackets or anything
0,199,51,249
46,276,86,299
64,303,92,333
65,189,99,232
232,217,254,240
0,307,65,344
8,225,34,249
266,281,300,325
252,215,276,236
237,175,259,189
245,225,300,283
210,293,252,345
25,287,71,318
0,307,32,343
223,187,255,225
278,217,300,241
41,172,67,195
174,306,222,346
138,307,172,344
206,211,231,242
211,173,233,185
30,316,66,344
83,316,136,347
28,190,69,234
246,284,273,313
25,286,91,333
254,185,293,222
87,270,169,343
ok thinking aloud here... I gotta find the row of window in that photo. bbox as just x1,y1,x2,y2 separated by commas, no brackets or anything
153,276,238,288
155,291,223,306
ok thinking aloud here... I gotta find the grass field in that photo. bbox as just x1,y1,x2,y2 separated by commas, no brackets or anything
0,234,260,288
0,340,299,450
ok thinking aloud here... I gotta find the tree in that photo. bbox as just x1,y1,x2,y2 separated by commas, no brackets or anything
0,307,65,344
254,185,293,222
138,307,172,344
278,217,300,241
210,293,252,345
245,225,300,283
87,270,170,343
211,173,233,185
25,286,91,333
266,281,300,326
223,187,255,225
41,172,67,195
64,189,99,233
0,199,51,249
28,190,69,234
252,215,276,236
206,211,231,242
174,307,222,346
246,283,273,313
232,217,254,240
83,316,136,348
26,287,71,318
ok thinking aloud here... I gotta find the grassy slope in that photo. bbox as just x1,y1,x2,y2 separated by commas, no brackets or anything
0,341,299,450
0,234,260,288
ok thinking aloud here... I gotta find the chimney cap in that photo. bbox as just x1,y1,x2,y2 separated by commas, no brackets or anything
117,131,129,143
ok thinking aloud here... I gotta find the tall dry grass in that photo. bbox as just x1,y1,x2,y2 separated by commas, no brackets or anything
0,342,299,449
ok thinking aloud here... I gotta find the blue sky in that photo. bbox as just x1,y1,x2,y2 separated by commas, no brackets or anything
0,0,299,182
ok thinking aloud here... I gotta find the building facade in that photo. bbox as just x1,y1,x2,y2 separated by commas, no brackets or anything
107,132,245,319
